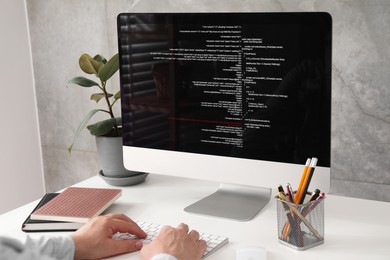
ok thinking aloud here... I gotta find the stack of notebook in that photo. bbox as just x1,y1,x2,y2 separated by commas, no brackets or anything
22,187,121,232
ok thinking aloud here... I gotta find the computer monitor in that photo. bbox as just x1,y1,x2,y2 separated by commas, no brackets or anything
117,12,332,221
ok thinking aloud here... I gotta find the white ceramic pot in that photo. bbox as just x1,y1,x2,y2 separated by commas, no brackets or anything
95,135,136,177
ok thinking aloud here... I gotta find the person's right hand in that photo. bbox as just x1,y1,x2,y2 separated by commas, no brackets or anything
140,223,207,260
71,213,147,260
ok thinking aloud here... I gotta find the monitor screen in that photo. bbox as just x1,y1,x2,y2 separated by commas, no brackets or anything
117,12,332,221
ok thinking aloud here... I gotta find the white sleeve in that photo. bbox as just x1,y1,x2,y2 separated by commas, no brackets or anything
0,235,74,260
24,236,75,260
151,253,178,260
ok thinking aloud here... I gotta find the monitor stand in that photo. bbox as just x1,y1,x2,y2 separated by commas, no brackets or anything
184,184,271,221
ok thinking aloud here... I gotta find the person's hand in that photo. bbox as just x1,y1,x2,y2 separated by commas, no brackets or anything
140,223,207,260
71,213,147,260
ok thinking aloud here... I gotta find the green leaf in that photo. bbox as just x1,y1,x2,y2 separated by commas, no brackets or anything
98,53,119,82
87,117,120,136
79,53,104,75
114,91,121,100
68,76,99,88
90,93,113,103
93,54,107,64
90,93,105,103
67,109,102,153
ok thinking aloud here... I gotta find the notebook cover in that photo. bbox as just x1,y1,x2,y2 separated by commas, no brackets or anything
30,187,122,223
22,193,84,232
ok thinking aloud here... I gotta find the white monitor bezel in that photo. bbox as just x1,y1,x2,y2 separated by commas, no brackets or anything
123,146,330,194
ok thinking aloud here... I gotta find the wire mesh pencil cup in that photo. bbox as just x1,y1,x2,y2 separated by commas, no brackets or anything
276,194,325,250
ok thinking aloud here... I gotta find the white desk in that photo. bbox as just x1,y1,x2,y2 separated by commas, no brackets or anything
1,174,389,260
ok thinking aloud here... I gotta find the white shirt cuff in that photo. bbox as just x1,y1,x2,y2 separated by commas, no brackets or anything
151,253,178,260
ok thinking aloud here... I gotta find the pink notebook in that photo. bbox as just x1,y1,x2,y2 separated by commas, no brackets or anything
31,187,121,223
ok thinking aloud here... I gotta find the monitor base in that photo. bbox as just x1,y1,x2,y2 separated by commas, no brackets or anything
184,183,271,221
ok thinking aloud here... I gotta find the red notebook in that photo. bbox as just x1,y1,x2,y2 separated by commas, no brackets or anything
31,187,121,223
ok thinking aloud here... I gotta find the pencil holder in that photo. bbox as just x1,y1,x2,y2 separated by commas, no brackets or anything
276,194,325,250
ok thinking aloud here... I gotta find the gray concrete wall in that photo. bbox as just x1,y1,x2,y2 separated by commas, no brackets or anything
26,0,390,202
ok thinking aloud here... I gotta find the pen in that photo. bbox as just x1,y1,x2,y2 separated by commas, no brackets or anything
279,185,291,240
299,189,321,218
277,185,287,202
277,186,302,246
308,189,321,202
294,158,311,204
298,157,317,204
285,183,294,202
281,183,296,239
277,185,285,199
302,192,325,217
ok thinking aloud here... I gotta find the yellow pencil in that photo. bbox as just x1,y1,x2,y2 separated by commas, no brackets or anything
294,158,311,204
298,158,317,204
282,159,311,239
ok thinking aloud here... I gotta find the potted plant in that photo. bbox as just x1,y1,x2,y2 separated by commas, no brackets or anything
67,53,147,185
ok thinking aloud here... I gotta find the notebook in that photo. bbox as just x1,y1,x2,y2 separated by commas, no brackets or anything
30,187,121,223
22,193,84,232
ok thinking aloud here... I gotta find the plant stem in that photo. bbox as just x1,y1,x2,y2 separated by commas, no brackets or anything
101,81,119,135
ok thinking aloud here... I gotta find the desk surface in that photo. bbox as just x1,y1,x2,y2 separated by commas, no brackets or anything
1,174,389,260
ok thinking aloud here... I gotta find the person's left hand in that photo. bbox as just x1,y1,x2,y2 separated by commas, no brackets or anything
71,213,147,260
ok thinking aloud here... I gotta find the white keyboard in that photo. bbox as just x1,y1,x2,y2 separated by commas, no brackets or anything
113,220,229,258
